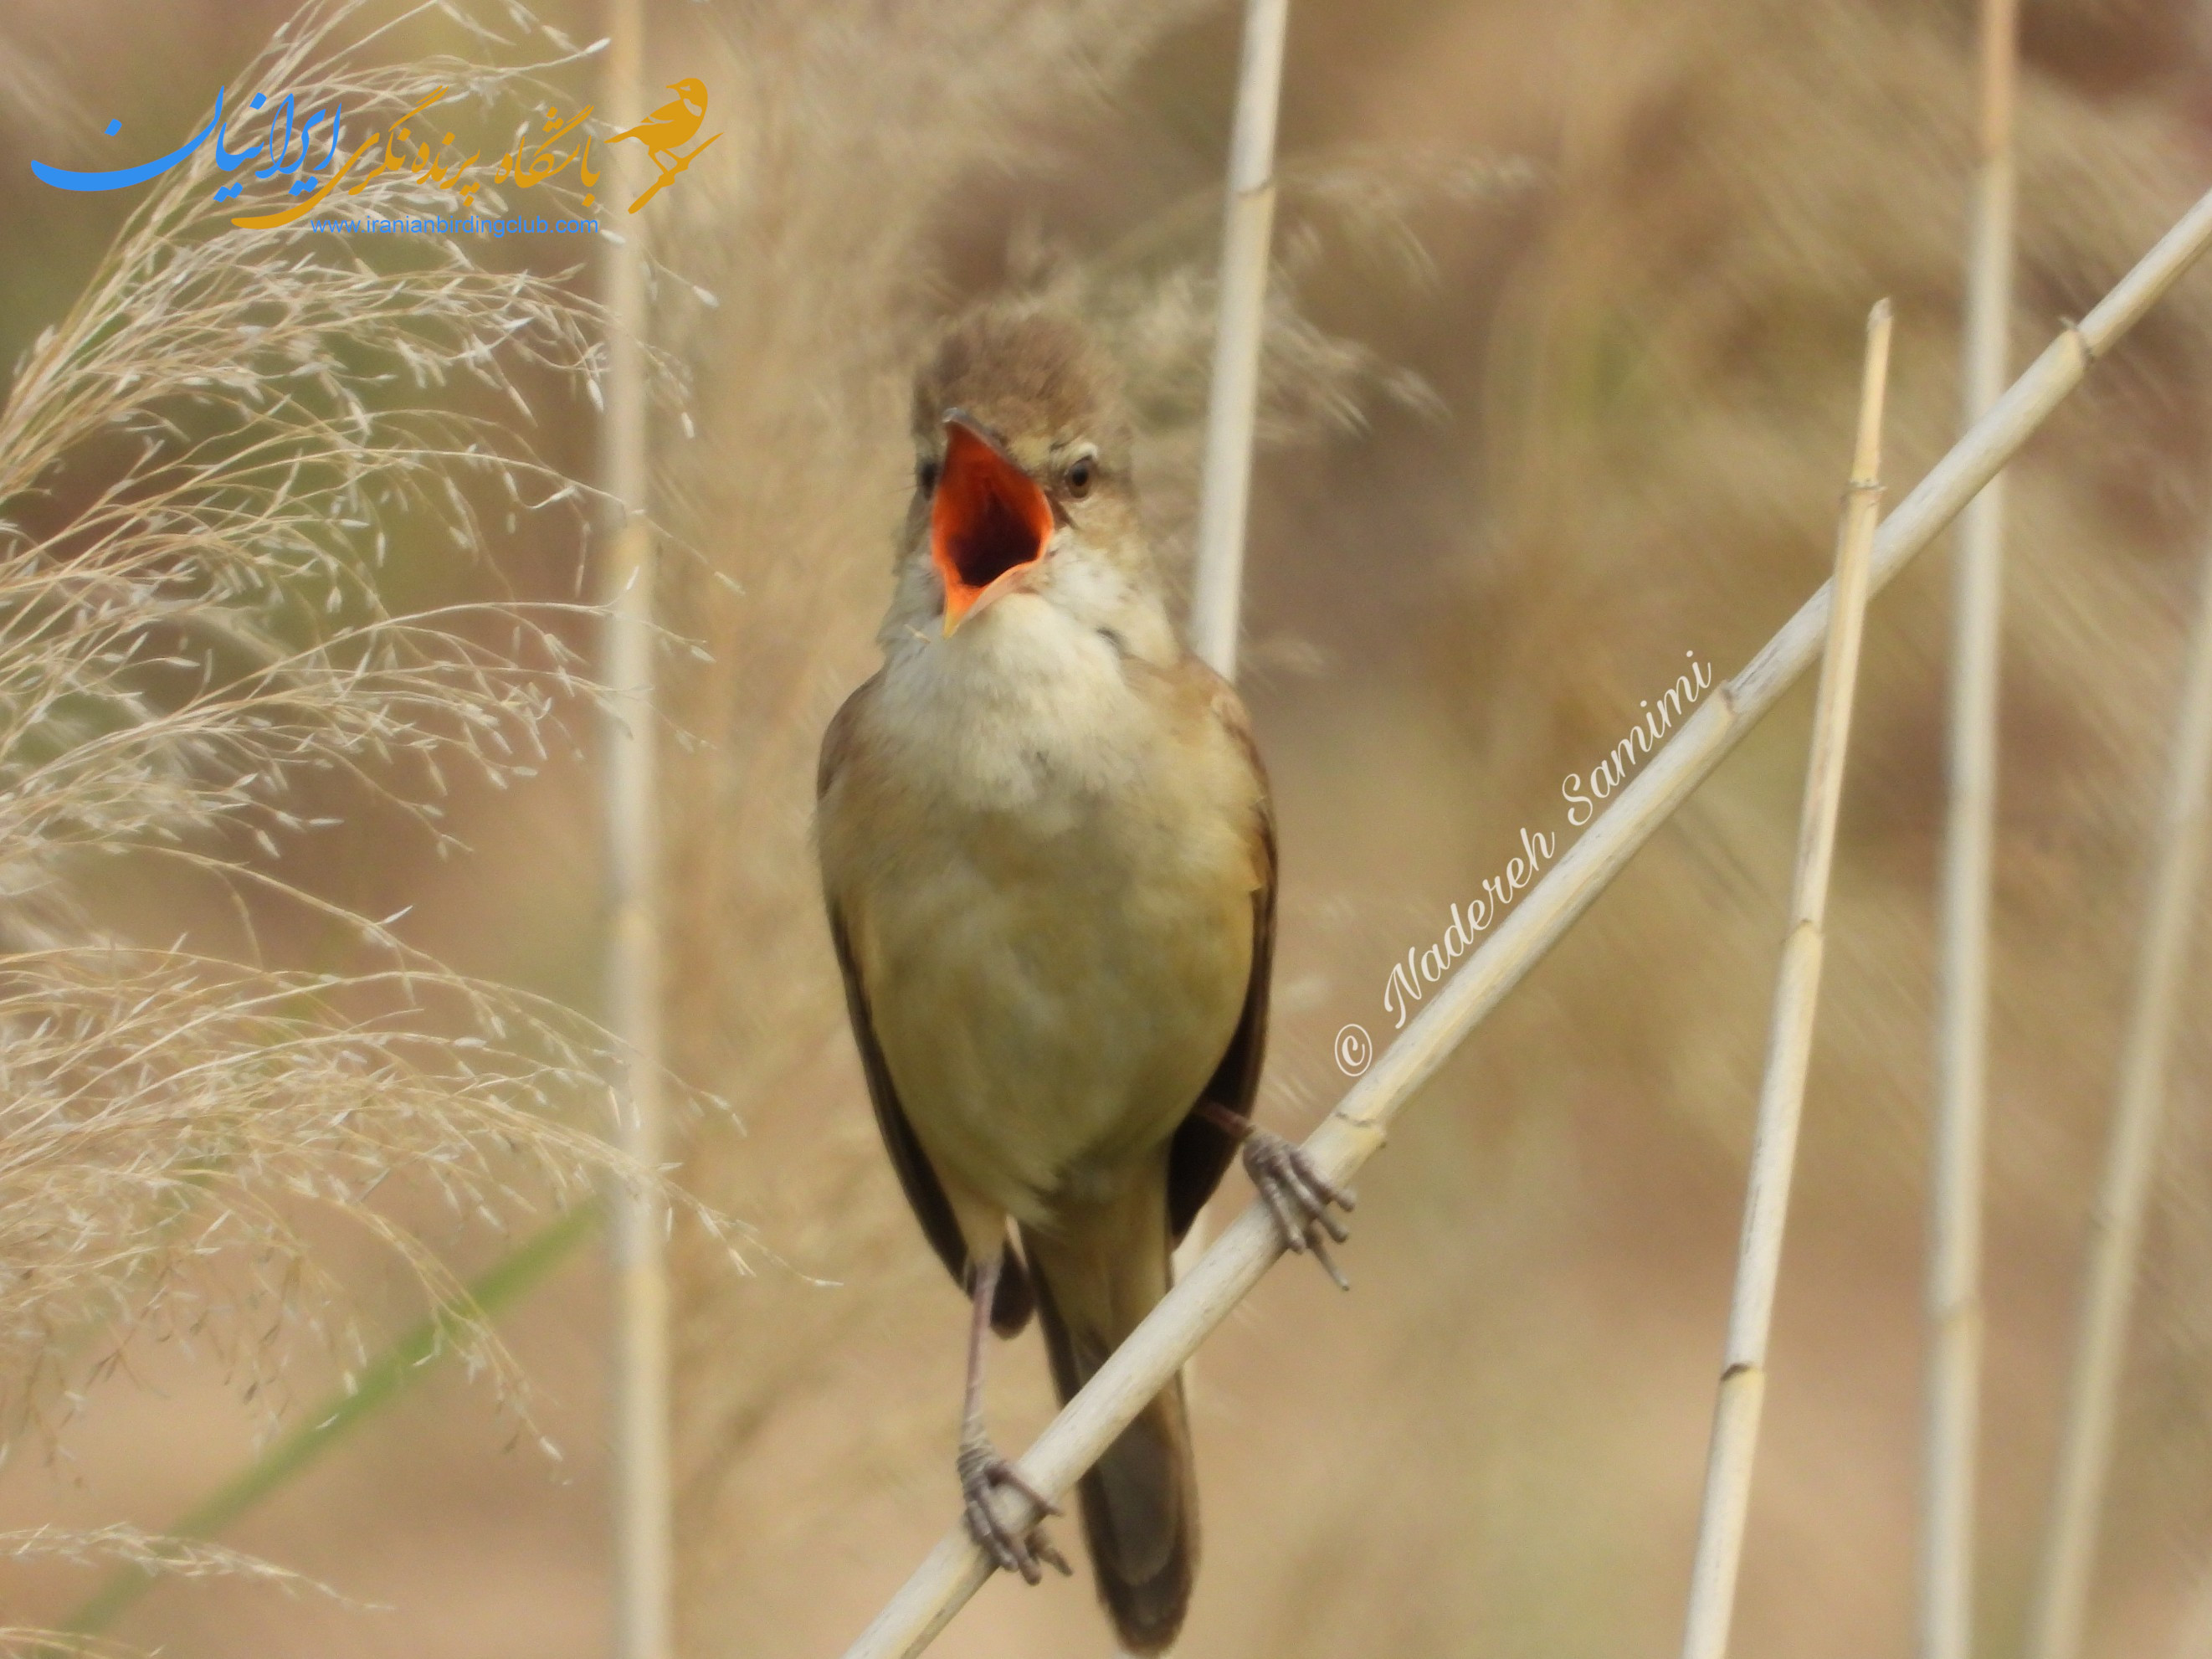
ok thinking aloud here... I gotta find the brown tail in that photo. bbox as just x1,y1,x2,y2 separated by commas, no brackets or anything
1021,1200,1197,1656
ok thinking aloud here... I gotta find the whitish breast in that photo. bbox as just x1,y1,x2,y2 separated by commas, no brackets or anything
841,614,1260,1224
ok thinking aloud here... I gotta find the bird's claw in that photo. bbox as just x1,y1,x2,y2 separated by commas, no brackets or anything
957,1439,1070,1584
1242,1127,1357,1287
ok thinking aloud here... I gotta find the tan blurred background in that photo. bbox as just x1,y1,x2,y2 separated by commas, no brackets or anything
7,0,2212,1655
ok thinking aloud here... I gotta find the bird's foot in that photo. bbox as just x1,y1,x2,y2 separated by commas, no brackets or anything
1242,1127,1357,1288
957,1438,1070,1585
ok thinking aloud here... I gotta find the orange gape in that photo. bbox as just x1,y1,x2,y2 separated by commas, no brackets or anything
930,418,1053,632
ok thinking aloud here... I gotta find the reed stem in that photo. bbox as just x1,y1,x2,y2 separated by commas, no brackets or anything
600,7,672,1657
1926,6,2017,1654
1678,299,1891,1659
2021,440,2212,1659
1187,0,1291,681
1174,0,1292,1358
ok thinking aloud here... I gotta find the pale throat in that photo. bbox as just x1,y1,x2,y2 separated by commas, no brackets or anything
876,588,1161,813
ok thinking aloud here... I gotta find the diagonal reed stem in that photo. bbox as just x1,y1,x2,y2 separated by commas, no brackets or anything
2020,442,2212,1659
56,1203,600,1644
1927,7,2018,1656
1187,0,1291,681
836,181,2212,1659
1677,299,1891,1659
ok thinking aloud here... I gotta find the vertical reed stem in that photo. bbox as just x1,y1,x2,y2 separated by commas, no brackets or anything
1187,0,1291,681
2172,1563,2212,1659
1172,0,1295,1426
2022,490,2212,1659
601,8,671,1657
1678,300,1893,1659
1927,8,2017,1656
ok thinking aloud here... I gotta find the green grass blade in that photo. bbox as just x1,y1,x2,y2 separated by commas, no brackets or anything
58,1200,603,1641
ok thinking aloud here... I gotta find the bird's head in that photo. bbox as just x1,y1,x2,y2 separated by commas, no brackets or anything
895,304,1166,659
669,78,707,112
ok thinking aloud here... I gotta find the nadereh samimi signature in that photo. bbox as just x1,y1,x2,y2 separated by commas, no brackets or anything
30,76,719,229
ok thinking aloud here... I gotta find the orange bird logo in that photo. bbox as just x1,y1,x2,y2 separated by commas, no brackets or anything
609,77,720,213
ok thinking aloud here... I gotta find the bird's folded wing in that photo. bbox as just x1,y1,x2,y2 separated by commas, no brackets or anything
818,679,1031,1330
823,902,974,1282
1167,679,1276,1242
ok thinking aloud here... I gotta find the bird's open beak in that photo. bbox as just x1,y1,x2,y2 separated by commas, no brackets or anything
930,413,1052,634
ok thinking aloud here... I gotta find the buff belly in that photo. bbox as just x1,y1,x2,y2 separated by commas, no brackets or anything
851,790,1252,1238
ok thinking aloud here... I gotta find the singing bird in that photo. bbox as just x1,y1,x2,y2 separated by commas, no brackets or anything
608,77,706,161
816,304,1353,1653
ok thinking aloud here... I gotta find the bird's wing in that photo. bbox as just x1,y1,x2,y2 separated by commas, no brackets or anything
823,902,975,1283
818,679,1033,1331
1167,674,1275,1243
609,101,679,143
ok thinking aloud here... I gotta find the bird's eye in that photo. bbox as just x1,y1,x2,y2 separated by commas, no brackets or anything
1065,456,1096,498
916,457,942,494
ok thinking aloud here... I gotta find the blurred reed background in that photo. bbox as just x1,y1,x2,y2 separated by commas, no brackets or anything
3,0,2212,1656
